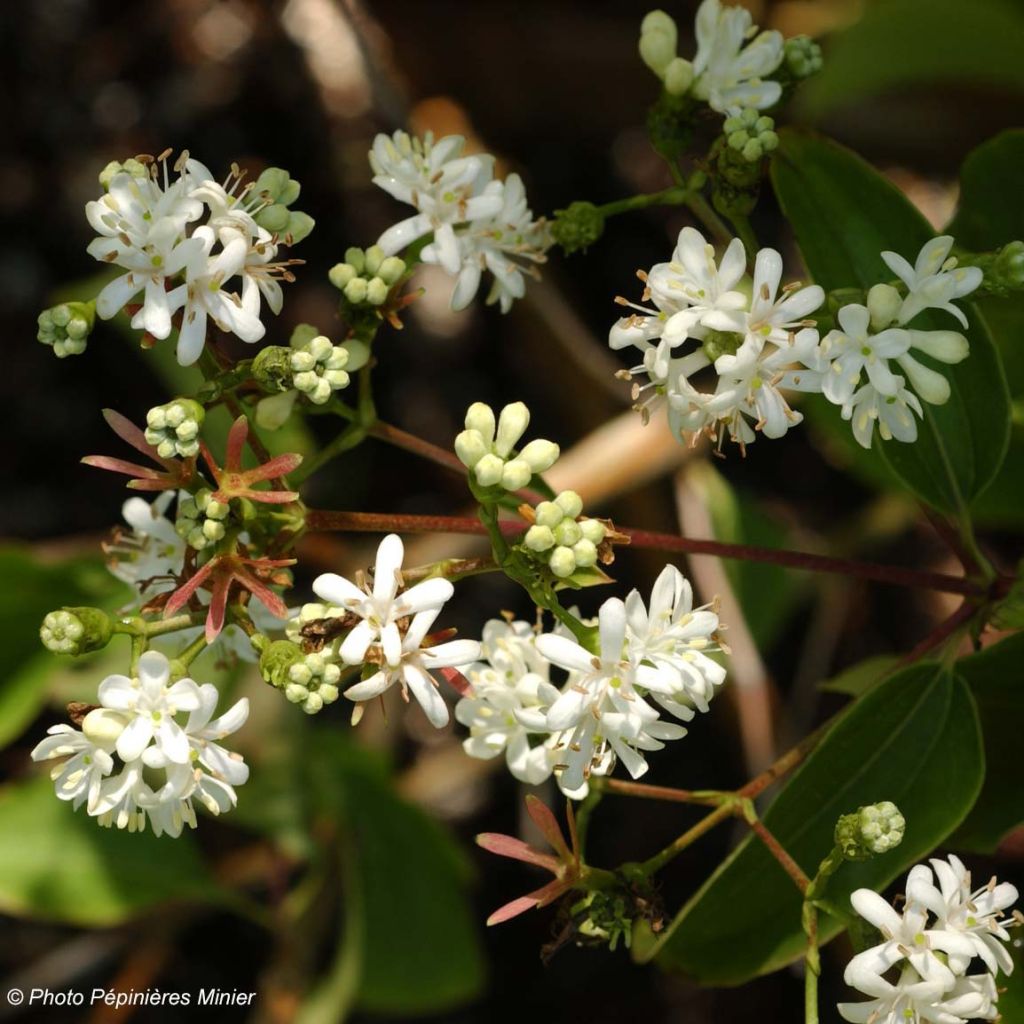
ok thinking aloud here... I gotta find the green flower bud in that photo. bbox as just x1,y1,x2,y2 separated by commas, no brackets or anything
366,276,390,306
534,501,563,529
363,245,385,276
290,335,351,404
663,57,694,96
473,453,505,488
524,524,556,552
550,546,577,578
98,158,148,190
329,262,358,290
37,300,96,358
344,247,366,274
255,203,291,234
252,167,293,202
572,539,598,568
554,490,584,519
701,328,744,362
344,277,369,304
639,27,676,77
377,255,407,286
252,345,296,392
144,398,205,459
285,211,315,244
835,801,906,861
40,607,114,656
784,35,823,80
640,10,676,39
579,518,607,544
867,283,902,330
551,201,605,255
553,518,583,547
290,323,321,348
259,639,305,688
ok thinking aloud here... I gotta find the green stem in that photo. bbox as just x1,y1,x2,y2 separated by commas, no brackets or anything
683,190,734,247
143,613,204,637
597,186,692,218
174,632,209,669
129,632,146,674
639,800,735,875
727,209,759,256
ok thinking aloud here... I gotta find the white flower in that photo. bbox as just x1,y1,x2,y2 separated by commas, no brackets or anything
690,0,785,113
881,236,983,328
839,965,998,1024
31,718,117,811
426,174,552,313
106,492,186,603
343,607,481,728
371,131,501,268
311,533,456,667
537,598,685,791
455,619,563,785
820,304,910,406
842,376,923,450
96,650,203,765
623,564,725,715
454,401,559,490
86,155,212,337
844,889,978,997
907,855,1019,977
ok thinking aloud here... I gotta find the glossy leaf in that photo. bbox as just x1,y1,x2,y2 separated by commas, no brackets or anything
771,129,1010,515
649,663,983,984
817,653,899,698
950,633,1024,852
0,776,227,926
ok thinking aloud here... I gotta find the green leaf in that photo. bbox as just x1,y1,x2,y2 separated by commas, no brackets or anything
771,129,1011,515
305,736,485,1016
797,0,1024,120
684,462,806,649
0,547,130,749
0,776,228,926
817,653,900,698
950,633,1024,852
649,663,983,985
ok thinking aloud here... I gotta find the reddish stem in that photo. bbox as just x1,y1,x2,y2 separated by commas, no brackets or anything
898,601,976,665
303,509,980,596
745,816,810,894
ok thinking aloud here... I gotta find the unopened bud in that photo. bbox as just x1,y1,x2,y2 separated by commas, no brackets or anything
551,201,605,255
663,57,694,96
549,547,577,578
40,607,114,656
867,283,902,329
835,801,905,861
259,639,305,688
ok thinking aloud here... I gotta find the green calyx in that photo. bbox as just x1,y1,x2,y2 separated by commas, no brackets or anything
37,300,96,358
835,801,906,860
252,345,297,393
701,328,744,362
551,201,606,255
258,639,305,688
40,607,114,656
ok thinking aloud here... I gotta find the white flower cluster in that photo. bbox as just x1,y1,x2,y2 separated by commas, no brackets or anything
456,566,726,797
610,229,982,451
370,130,552,312
840,854,1019,1023
86,152,308,366
639,1,785,113
31,651,248,837
455,401,560,491
307,534,481,727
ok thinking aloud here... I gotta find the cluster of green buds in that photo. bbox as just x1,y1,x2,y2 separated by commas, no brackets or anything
329,246,406,307
291,334,351,405
551,201,605,255
523,491,606,579
783,35,823,80
98,157,148,189
251,167,314,244
37,300,95,358
835,801,906,861
284,653,342,715
572,890,636,952
176,488,233,551
959,240,1024,298
455,402,560,492
638,10,693,96
144,398,205,459
40,607,113,656
723,109,779,164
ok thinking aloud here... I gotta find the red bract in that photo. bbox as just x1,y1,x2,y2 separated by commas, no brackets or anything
165,552,295,643
82,409,196,491
477,796,581,925
200,416,302,505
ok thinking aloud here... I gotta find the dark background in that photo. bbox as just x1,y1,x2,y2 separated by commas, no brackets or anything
3,1,1024,1022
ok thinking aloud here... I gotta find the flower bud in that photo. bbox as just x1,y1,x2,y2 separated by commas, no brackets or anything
252,345,296,392
534,501,563,529
835,801,905,861
344,247,366,274
366,276,389,306
524,524,556,552
550,201,605,255
663,57,694,96
867,283,902,329
377,256,407,286
640,9,676,39
285,211,315,244
40,607,114,656
464,402,496,439
554,490,584,519
639,27,676,77
259,639,305,688
549,547,577,578
473,453,505,488
255,203,290,234
329,263,358,290
518,438,560,472
363,245,385,276
784,35,823,80
500,459,533,491
82,708,128,747
553,518,583,547
144,398,205,459
454,429,489,469
572,539,598,567
495,402,531,457
37,300,95,358
344,277,369,304
579,518,607,544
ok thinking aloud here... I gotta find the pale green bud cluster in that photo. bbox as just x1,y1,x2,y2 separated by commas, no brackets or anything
455,401,560,491
37,300,95,358
866,283,903,330
723,109,779,163
329,246,406,306
284,652,342,715
258,638,305,688
144,398,205,459
290,335,351,404
523,491,606,579
40,607,113,656
835,801,906,861
251,167,315,243
176,488,232,551
784,35,823,80
98,158,148,190
550,201,605,255
638,10,694,96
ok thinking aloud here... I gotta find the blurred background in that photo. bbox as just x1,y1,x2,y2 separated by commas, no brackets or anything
3,0,1024,1021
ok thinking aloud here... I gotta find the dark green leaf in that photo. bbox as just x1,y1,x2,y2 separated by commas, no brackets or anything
771,129,1010,515
797,0,1024,120
0,776,228,926
649,664,983,985
951,633,1024,852
817,654,899,698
